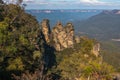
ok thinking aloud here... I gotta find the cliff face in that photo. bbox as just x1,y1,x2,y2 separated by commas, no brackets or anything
41,19,51,43
92,43,100,57
41,19,100,56
41,19,74,51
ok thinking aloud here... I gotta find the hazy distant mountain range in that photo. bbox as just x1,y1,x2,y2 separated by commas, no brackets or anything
26,9,101,13
75,10,120,41
26,9,101,28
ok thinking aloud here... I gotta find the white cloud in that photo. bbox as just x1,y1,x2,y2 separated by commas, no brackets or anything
79,0,106,5
3,0,34,3
80,0,99,3
23,0,34,3
4,0,120,9
6,0,117,6
77,0,120,7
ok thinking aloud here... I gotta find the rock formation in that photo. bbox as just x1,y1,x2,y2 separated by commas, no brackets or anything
41,20,75,51
75,36,80,43
41,19,51,43
52,22,74,51
40,19,100,56
92,43,100,57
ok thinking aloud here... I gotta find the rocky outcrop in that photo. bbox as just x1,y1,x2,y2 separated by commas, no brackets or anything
52,22,74,51
41,19,51,43
41,20,75,51
75,36,80,43
92,43,100,57
40,19,100,56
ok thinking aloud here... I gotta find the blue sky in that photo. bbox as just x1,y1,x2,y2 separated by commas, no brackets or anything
4,0,120,9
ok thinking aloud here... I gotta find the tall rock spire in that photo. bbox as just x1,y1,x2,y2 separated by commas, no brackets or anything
41,19,51,43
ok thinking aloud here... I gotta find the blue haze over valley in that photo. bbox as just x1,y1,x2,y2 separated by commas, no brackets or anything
26,10,101,27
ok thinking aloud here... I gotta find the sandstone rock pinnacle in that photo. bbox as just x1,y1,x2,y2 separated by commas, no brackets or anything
52,22,74,51
41,19,51,43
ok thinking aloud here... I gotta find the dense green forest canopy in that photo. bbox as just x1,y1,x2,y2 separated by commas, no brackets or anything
0,2,44,79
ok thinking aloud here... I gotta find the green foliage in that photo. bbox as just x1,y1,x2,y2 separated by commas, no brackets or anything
55,37,115,80
84,61,114,79
0,22,9,44
7,57,24,71
6,46,17,54
79,37,94,54
19,35,29,45
58,52,85,79
0,4,41,79
101,41,120,70
56,37,96,64
33,51,42,60
57,51,114,80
